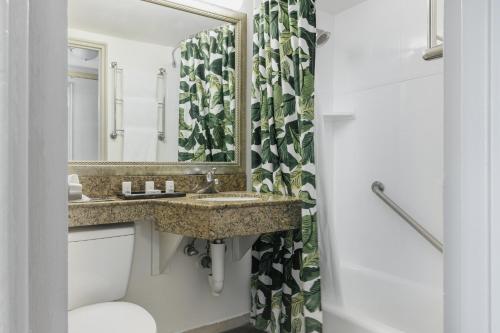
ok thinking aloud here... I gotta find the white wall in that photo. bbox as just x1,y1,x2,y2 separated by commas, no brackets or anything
69,29,180,162
28,0,69,330
126,223,251,333
1,0,68,332
444,0,500,332
0,0,11,330
318,0,443,332
68,77,99,160
0,1,12,326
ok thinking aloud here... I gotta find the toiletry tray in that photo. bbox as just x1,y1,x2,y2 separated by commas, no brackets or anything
117,192,187,200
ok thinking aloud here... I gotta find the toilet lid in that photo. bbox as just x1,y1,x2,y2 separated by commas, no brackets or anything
69,302,157,333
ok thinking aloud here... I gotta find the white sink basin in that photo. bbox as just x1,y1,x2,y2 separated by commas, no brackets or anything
197,197,260,202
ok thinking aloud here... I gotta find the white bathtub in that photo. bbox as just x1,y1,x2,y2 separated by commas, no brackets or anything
323,264,443,333
324,304,403,333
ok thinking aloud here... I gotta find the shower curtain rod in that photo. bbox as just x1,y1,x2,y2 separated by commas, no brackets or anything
171,24,230,68
171,29,213,68
171,30,207,68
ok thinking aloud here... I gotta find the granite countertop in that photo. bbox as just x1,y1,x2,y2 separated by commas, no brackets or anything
68,192,302,240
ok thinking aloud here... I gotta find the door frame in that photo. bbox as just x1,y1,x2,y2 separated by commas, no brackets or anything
444,0,500,331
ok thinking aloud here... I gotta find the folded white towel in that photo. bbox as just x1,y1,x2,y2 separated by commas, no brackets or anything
123,97,157,129
121,96,158,162
123,127,158,162
68,174,80,184
68,174,83,201
70,194,91,203
68,182,82,193
68,184,82,201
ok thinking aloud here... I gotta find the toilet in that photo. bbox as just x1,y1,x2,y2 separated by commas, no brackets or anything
68,224,157,333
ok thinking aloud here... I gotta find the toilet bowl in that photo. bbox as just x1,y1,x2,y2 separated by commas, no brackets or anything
68,224,157,333
69,302,156,333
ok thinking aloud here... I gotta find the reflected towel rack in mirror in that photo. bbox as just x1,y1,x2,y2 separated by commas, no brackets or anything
110,61,124,139
156,68,166,142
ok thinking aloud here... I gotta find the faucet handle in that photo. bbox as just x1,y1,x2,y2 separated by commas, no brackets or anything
206,168,217,181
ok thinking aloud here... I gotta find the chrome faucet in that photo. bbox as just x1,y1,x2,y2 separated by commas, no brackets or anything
197,168,219,194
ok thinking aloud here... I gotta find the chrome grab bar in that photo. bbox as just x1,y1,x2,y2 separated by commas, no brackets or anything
371,181,443,253
156,68,166,142
110,62,124,139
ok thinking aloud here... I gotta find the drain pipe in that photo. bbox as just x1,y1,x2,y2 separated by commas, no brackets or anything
208,240,225,296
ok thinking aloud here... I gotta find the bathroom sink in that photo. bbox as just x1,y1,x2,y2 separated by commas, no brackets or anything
154,191,302,240
68,191,302,240
196,197,260,202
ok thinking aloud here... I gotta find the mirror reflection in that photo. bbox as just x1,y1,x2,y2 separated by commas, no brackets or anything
68,45,103,160
436,0,443,47
68,0,238,163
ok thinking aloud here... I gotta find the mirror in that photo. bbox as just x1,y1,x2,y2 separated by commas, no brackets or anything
436,0,443,47
68,0,245,169
68,41,107,160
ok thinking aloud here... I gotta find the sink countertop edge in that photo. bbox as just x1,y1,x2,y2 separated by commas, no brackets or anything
69,192,302,239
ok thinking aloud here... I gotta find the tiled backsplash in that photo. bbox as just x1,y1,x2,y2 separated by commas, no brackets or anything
79,174,247,198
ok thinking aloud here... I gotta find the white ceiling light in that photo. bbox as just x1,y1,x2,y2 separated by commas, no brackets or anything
69,47,98,61
200,0,244,11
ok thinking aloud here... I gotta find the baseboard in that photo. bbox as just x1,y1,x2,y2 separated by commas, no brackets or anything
183,313,250,333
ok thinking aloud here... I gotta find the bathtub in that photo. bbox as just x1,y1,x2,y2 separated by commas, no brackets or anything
323,264,443,333
323,304,403,333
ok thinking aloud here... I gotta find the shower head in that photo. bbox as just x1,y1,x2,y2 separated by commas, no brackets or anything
316,29,331,47
172,46,179,68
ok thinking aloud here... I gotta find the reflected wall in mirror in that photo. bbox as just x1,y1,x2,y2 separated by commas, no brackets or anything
68,41,107,160
68,0,243,165
436,0,443,47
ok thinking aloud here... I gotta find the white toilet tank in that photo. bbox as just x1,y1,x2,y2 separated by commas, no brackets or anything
68,224,135,310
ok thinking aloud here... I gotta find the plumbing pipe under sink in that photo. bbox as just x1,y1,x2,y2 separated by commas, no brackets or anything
208,240,225,296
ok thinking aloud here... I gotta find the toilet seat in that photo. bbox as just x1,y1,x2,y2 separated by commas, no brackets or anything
68,302,157,333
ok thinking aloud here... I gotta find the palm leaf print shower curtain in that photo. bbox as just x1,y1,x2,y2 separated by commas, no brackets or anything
250,0,322,332
178,24,236,162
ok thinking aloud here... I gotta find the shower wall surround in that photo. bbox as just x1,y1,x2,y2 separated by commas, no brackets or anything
318,0,444,332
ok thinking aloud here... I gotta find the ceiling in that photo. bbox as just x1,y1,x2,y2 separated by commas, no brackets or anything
317,0,368,15
69,0,227,47
196,0,245,11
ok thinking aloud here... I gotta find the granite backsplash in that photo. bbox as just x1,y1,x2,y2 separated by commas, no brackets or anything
78,173,247,198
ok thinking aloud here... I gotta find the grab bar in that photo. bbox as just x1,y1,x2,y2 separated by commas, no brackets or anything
371,181,443,252
110,62,124,139
156,68,166,141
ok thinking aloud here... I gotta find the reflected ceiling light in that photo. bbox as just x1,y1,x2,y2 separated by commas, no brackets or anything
69,47,98,61
200,0,244,10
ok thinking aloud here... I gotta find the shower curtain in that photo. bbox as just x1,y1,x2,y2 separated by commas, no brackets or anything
177,24,236,162
250,1,321,333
